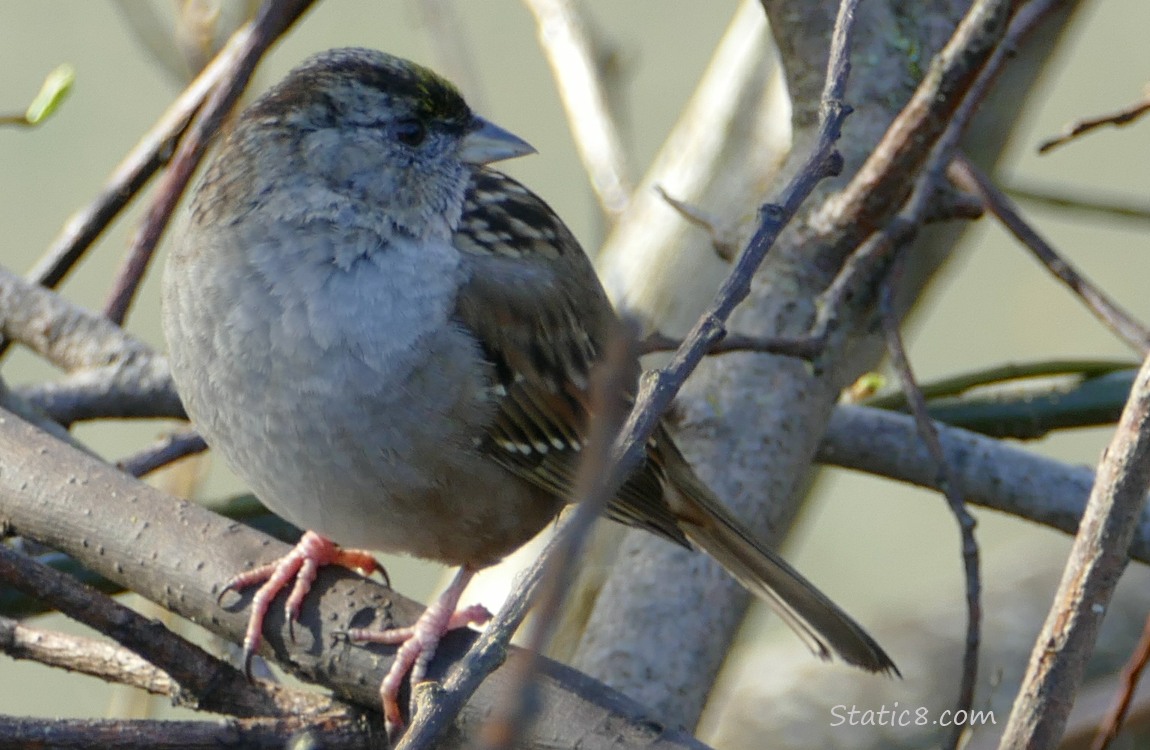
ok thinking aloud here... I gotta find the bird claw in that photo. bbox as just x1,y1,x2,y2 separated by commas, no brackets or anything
220,530,384,677
345,567,486,734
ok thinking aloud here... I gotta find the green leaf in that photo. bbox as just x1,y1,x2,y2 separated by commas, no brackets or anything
23,63,75,124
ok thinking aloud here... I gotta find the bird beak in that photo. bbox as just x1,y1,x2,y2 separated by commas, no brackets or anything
459,117,536,165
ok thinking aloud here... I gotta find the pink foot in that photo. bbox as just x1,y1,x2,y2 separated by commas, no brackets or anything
346,566,490,733
221,530,383,674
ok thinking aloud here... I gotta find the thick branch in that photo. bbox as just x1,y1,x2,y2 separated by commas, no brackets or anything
999,348,1150,745
0,407,708,750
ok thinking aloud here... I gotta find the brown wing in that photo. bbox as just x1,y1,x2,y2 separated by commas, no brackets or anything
451,169,688,547
452,171,898,675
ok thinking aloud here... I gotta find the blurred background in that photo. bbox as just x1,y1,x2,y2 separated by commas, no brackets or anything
2,1,1149,747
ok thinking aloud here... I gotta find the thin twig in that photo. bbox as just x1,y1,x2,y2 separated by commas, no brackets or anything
523,0,632,217
26,30,248,293
811,0,1013,246
880,251,982,750
655,186,739,261
1091,614,1150,750
0,714,376,750
394,329,638,750
102,0,318,325
605,0,858,496
1006,182,1150,224
998,346,1150,747
0,543,332,718
1038,91,1150,153
477,329,638,750
949,154,1150,354
0,614,175,697
638,330,823,359
117,428,208,477
849,11,1065,723
418,0,487,109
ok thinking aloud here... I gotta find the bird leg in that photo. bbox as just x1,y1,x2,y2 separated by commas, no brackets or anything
221,530,383,674
346,565,491,732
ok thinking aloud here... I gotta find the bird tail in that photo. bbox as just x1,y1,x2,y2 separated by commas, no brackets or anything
665,456,898,676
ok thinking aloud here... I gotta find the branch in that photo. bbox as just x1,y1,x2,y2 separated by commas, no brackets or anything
0,407,710,750
999,351,1150,746
523,0,632,216
1038,90,1150,153
948,154,1150,354
812,0,1013,247
0,714,377,750
1091,614,1150,750
819,406,1150,566
880,253,981,750
1,615,176,697
574,0,863,723
0,543,324,718
0,264,151,372
103,0,318,325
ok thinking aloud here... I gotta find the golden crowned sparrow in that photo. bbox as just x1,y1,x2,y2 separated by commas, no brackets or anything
162,47,895,731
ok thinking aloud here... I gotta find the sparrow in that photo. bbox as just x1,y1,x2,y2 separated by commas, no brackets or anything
162,47,896,732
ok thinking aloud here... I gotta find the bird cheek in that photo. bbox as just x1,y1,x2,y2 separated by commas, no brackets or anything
301,129,390,191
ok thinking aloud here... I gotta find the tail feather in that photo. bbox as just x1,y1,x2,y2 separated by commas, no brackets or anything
667,468,898,676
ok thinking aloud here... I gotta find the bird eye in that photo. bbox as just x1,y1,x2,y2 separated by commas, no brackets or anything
394,119,427,147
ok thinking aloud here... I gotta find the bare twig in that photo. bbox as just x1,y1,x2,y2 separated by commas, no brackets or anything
1006,182,1150,224
523,0,632,216
0,543,335,718
949,155,1150,354
1038,91,1150,153
0,265,152,371
638,330,823,359
118,428,208,477
24,29,248,294
880,252,982,750
842,11,1064,723
0,614,175,697
418,0,486,107
0,714,376,750
820,405,1150,566
477,330,638,750
1091,614,1150,750
604,0,858,492
393,330,639,750
811,0,1013,246
998,353,1150,747
655,186,739,261
103,0,318,325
